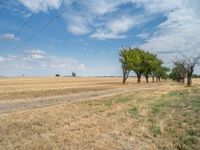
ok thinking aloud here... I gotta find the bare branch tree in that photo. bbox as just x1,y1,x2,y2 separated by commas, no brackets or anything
173,58,187,83
182,54,200,86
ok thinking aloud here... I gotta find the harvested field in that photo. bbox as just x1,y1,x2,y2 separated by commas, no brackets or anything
0,77,200,149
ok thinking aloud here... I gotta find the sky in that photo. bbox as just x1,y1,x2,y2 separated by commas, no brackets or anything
0,0,200,76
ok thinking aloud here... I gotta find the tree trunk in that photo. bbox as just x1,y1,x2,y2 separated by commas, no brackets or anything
187,74,192,86
122,69,129,84
186,67,194,86
136,73,141,83
122,77,126,84
156,77,160,82
145,75,149,83
181,78,185,84
152,76,155,82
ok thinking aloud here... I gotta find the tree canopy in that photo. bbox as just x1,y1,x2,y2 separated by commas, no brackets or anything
119,47,169,83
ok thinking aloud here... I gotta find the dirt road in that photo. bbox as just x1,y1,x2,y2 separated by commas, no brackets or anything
0,79,176,114
0,85,155,114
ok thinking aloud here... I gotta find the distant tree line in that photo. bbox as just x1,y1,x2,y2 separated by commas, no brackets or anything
119,47,200,86
192,74,200,78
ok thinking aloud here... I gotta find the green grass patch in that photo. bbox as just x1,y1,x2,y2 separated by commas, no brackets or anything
151,106,161,114
168,90,189,98
103,100,113,107
114,96,131,103
145,87,200,148
178,134,199,150
88,95,133,108
89,86,200,149
149,125,161,137
128,106,138,117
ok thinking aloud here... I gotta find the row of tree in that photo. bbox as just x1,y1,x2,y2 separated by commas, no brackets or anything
119,47,200,86
119,47,169,84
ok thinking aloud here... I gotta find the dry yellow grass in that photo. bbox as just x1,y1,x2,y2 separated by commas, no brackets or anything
0,77,121,101
0,77,200,149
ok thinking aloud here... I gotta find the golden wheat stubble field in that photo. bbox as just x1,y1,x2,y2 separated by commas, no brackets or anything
0,77,200,149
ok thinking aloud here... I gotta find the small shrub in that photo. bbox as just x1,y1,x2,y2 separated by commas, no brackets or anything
55,74,60,77
72,72,76,77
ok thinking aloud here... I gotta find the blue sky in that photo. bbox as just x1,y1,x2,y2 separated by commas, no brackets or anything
0,0,200,76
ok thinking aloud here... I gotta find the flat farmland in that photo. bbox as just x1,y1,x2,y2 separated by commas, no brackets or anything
0,77,200,149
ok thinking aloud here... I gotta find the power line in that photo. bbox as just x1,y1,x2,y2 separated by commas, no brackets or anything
9,0,80,52
4,0,45,51
29,0,79,40
15,0,46,37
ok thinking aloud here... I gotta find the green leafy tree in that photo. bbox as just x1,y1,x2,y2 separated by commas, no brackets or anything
119,47,168,84
151,58,163,82
128,48,144,83
119,47,144,83
155,66,170,81
141,52,159,82
119,48,131,83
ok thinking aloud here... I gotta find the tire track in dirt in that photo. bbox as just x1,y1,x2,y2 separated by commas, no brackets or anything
0,83,171,114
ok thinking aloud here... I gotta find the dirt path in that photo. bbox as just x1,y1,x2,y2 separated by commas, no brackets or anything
0,82,178,114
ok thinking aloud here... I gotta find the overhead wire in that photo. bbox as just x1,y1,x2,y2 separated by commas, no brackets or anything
3,0,46,51
8,0,80,52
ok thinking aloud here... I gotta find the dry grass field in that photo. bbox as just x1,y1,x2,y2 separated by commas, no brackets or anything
0,77,200,149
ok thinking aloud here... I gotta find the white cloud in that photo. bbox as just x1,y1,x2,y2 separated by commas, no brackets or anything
139,0,200,62
132,0,182,15
0,33,19,41
66,14,90,35
30,49,46,54
67,0,199,63
78,64,86,71
19,0,62,13
83,0,120,15
63,0,134,39
0,49,86,76
108,16,135,33
0,56,4,63
63,0,154,39
0,55,17,63
90,31,126,40
137,32,149,39
31,54,44,59
6,0,200,69
90,16,136,40
23,49,46,60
